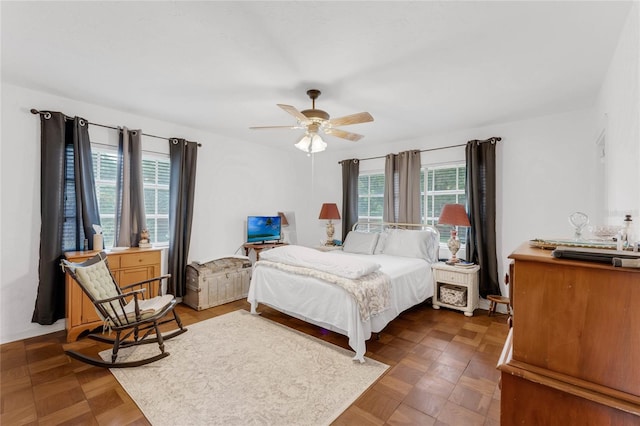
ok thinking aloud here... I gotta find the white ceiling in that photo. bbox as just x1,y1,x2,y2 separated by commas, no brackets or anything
1,1,633,151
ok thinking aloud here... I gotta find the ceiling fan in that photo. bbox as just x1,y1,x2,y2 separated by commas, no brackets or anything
250,89,374,153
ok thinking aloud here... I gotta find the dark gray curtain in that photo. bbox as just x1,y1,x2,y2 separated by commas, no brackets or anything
33,112,100,325
114,127,146,247
384,150,421,223
465,139,500,297
341,159,359,239
168,138,198,297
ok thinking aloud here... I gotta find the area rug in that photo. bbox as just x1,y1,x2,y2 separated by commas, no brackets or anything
101,310,388,425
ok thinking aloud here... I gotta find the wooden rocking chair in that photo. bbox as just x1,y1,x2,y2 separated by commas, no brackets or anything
61,252,187,368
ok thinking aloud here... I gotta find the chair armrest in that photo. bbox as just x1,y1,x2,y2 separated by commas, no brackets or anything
120,274,171,297
120,274,171,289
94,288,146,305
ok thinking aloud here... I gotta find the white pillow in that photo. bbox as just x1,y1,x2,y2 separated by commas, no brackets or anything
381,229,439,262
374,230,390,254
342,231,379,255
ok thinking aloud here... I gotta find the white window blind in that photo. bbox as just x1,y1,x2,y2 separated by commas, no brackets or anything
91,146,170,247
358,172,384,224
422,163,467,244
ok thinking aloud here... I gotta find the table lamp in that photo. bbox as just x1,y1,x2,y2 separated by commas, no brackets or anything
318,203,340,245
438,204,471,264
277,212,289,227
277,212,289,243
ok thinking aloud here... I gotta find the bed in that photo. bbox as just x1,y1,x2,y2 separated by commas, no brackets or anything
247,223,440,362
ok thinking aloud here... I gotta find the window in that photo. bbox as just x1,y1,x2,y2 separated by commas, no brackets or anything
356,162,467,244
421,163,467,244
62,144,80,251
142,155,170,245
358,172,384,224
91,146,170,247
92,149,118,247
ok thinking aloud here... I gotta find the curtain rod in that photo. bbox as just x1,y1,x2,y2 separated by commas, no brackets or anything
338,136,501,164
30,109,202,147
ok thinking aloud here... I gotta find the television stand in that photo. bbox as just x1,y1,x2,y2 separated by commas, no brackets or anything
243,242,287,261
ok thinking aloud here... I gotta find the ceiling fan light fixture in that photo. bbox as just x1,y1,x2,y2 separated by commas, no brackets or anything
250,88,373,150
295,132,327,154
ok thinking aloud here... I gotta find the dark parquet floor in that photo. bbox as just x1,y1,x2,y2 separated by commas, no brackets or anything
1,299,509,425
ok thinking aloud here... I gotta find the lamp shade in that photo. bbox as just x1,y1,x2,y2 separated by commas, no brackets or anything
438,204,470,227
277,211,289,226
318,203,341,220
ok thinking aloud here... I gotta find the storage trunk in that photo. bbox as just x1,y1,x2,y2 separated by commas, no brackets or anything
184,257,252,310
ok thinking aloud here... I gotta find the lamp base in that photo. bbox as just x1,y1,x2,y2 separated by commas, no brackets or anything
325,220,335,246
447,229,461,264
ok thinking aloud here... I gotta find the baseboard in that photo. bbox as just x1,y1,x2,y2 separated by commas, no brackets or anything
1,320,65,345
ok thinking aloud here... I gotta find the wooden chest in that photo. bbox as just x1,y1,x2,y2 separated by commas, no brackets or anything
184,257,252,310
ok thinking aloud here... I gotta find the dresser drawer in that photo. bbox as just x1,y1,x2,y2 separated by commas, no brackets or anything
435,269,467,285
106,254,121,269
120,250,160,268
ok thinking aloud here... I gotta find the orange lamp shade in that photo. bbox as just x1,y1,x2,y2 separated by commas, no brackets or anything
318,203,341,220
438,204,470,227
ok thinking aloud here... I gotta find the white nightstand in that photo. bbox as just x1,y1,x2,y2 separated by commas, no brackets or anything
431,262,480,317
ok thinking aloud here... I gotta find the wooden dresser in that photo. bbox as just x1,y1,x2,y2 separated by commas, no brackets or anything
64,248,162,342
498,243,640,424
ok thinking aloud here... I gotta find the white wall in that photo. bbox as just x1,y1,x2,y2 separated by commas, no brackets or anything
595,1,640,239
308,108,599,303
0,83,303,343
2,2,636,342
304,3,640,302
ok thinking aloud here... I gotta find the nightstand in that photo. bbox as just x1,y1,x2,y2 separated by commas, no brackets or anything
243,242,287,261
431,262,480,317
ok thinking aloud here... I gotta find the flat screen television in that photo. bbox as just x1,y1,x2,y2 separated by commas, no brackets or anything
246,215,282,243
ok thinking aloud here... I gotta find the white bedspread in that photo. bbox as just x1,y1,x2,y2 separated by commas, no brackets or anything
259,245,380,278
256,260,391,321
248,251,433,362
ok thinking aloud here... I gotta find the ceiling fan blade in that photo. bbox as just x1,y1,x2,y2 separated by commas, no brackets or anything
249,125,302,130
278,104,310,123
326,112,373,127
324,128,364,142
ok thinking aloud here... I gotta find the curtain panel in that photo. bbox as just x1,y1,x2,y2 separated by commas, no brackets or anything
33,112,100,325
465,140,501,297
114,127,146,247
384,150,421,223
168,139,198,297
341,159,359,239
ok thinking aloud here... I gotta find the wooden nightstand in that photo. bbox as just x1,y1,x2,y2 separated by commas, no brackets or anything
431,262,480,317
242,242,287,261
